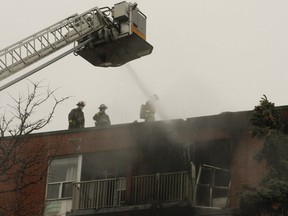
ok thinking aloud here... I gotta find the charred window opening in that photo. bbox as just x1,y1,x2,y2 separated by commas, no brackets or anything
135,126,187,174
81,150,133,181
192,139,231,170
191,139,231,207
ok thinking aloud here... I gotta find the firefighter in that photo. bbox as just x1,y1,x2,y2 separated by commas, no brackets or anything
93,104,111,127
140,94,159,122
68,101,86,129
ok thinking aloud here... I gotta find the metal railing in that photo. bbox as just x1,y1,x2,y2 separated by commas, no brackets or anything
194,164,230,208
131,171,189,204
0,6,109,79
72,177,126,210
72,171,190,210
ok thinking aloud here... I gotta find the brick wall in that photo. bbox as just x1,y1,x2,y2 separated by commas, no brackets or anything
2,107,288,215
230,131,266,208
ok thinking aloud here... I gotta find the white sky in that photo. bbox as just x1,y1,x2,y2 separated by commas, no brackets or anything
1,0,288,132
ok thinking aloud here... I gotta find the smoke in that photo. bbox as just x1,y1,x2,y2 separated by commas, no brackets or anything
125,64,151,98
125,64,169,121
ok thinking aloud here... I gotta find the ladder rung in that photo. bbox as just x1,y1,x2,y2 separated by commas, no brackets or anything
0,6,107,80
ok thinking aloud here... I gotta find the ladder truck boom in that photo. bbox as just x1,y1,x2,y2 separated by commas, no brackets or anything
0,1,153,88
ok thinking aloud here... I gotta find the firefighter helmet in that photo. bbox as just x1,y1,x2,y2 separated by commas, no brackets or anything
76,101,86,107
99,104,108,109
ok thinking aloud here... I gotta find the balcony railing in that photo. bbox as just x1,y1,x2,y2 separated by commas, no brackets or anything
72,178,126,210
72,171,190,211
131,171,189,204
194,164,230,208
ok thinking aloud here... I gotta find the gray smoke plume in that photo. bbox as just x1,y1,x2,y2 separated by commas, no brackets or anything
125,64,168,121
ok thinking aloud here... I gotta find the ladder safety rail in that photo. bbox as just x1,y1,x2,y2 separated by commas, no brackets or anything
0,14,77,53
0,37,94,92
0,1,153,90
0,6,112,81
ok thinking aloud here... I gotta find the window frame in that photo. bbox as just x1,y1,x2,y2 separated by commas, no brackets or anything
45,155,82,201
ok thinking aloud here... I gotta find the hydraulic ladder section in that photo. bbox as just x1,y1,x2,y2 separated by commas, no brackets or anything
0,1,153,83
0,6,108,81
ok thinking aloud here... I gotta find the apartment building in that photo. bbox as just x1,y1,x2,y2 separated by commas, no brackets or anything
2,107,288,216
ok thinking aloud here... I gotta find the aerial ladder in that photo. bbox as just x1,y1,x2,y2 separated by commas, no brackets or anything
0,1,153,90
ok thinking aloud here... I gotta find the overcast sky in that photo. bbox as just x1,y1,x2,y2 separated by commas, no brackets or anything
1,0,288,132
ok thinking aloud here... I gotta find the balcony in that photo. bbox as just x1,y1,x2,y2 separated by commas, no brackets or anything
69,171,191,215
67,165,231,216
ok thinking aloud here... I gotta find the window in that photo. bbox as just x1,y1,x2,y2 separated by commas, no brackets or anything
46,157,79,200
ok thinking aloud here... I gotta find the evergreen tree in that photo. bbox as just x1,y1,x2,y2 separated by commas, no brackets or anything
235,95,288,216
